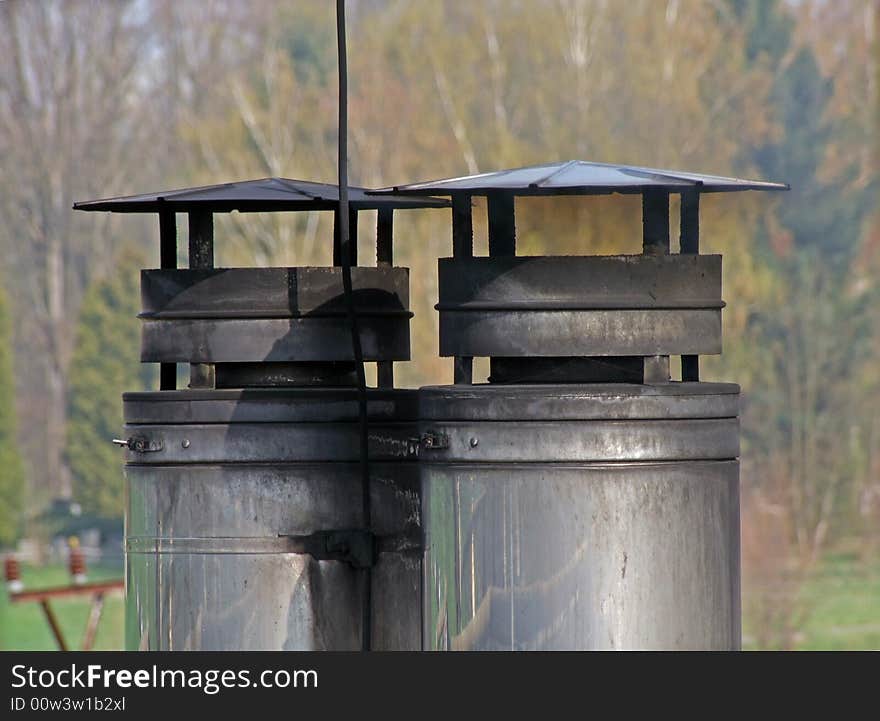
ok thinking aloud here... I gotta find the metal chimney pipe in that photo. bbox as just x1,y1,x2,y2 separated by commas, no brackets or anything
75,181,448,650
375,161,788,650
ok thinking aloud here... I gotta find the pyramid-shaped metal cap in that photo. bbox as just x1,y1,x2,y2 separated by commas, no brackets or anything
74,177,449,213
373,160,789,196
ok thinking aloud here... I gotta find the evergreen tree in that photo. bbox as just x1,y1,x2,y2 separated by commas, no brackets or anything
727,0,872,269
65,252,153,520
0,286,25,547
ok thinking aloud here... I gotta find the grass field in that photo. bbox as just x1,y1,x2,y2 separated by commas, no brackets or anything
794,551,880,650
1,554,877,651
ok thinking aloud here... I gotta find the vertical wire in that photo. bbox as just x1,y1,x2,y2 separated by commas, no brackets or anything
336,0,372,652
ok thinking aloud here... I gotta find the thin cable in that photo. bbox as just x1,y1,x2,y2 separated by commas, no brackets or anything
336,0,372,652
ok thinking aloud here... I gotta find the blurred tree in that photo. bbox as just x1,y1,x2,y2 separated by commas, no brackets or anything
729,0,876,557
0,287,26,546
716,2,880,647
796,1,880,551
758,47,869,270
65,254,152,520
798,0,877,194
0,0,157,504
179,2,337,268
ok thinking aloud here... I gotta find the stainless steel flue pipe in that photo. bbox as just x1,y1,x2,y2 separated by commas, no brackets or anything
77,162,785,651
75,180,447,650
376,160,788,650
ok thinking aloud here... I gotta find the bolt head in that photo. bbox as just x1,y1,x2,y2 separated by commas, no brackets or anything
181,439,191,449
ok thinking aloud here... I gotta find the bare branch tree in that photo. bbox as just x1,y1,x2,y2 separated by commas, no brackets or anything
0,0,156,500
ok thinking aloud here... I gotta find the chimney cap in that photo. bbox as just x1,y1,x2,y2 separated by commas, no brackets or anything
74,177,449,213
372,160,789,197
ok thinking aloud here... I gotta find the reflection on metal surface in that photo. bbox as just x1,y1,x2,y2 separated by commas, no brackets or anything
139,266,412,365
437,255,724,358
77,168,445,652
123,389,421,651
420,384,741,650
374,159,789,195
74,176,450,213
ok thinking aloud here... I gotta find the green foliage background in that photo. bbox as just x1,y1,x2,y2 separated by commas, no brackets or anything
0,287,25,546
64,252,153,520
